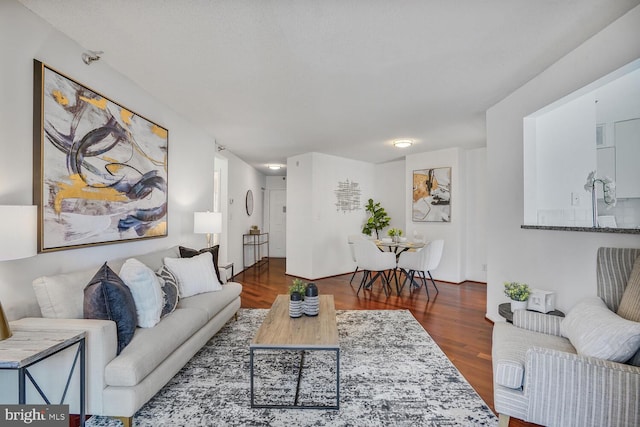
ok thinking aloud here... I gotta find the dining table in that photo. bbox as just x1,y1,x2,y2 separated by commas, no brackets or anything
375,240,425,257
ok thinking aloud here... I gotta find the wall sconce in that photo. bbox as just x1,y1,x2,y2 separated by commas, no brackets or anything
194,211,222,248
0,205,37,340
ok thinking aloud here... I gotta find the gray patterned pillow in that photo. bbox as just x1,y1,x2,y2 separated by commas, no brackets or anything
157,265,179,318
84,263,137,355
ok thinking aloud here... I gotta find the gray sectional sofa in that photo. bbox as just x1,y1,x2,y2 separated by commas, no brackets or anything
6,245,242,426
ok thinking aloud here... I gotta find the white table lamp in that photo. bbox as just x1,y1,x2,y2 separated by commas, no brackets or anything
0,205,37,340
194,211,222,248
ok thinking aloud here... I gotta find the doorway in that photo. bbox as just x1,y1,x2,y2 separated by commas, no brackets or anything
269,189,286,257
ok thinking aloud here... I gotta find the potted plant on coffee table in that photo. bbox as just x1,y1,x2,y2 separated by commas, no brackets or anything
504,282,530,311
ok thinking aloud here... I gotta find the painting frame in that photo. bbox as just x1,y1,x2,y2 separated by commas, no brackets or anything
33,60,169,252
412,167,451,222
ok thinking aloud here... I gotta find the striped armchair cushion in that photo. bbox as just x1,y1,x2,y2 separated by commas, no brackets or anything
617,255,640,322
493,322,575,389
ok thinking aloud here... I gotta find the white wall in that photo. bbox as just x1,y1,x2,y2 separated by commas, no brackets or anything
526,94,596,226
466,148,488,282
374,160,406,236
405,148,467,283
0,1,250,319
222,150,266,272
287,152,374,279
486,5,640,322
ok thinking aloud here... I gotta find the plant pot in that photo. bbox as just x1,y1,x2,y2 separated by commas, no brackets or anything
510,300,528,311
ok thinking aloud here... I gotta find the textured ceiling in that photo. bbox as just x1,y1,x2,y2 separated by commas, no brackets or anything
18,0,640,175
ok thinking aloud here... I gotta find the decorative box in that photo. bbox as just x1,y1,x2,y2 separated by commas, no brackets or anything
249,229,260,235
527,289,556,313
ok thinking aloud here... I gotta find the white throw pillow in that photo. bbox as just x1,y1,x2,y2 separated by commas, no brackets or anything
561,296,640,362
119,258,164,328
164,252,222,297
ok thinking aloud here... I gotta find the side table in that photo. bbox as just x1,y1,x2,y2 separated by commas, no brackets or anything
0,329,86,426
498,302,565,323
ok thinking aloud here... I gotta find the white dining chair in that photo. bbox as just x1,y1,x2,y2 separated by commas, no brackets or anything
396,239,444,299
353,239,397,297
347,234,365,284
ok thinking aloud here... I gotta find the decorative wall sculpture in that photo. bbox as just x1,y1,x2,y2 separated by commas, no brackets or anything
412,167,451,222
335,179,361,212
33,61,168,252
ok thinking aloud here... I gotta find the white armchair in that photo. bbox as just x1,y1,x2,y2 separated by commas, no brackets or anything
353,239,396,297
492,247,640,427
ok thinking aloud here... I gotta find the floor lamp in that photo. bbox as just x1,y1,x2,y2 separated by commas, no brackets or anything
0,205,37,340
194,211,222,248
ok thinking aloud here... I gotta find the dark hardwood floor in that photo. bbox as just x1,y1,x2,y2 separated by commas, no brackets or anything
237,258,537,427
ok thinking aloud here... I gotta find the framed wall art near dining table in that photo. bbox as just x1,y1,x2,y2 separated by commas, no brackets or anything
412,167,451,222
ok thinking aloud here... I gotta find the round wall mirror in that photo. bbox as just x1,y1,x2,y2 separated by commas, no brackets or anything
245,190,253,216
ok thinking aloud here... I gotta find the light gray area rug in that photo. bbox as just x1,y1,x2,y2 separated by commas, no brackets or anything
88,309,497,426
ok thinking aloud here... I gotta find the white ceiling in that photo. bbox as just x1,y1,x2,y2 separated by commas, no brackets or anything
19,0,640,175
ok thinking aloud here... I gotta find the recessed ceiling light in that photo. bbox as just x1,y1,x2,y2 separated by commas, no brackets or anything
268,164,282,170
393,139,413,148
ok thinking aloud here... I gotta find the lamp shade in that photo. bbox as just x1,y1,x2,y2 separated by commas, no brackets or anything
193,211,222,234
0,205,37,261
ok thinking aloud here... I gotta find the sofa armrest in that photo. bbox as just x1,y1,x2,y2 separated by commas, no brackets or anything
525,346,640,427
513,310,563,336
10,317,118,415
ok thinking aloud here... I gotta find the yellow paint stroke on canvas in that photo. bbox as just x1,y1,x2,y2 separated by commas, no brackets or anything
54,174,127,214
120,108,133,125
151,125,168,139
146,222,167,237
79,96,107,110
52,90,69,106
106,163,125,174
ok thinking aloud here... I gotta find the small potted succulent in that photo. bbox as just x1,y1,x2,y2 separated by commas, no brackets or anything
503,282,530,311
288,278,307,318
387,228,403,243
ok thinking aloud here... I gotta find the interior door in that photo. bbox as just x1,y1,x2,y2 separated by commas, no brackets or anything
269,189,286,257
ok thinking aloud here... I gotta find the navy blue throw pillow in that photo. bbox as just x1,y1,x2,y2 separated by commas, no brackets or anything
84,263,137,355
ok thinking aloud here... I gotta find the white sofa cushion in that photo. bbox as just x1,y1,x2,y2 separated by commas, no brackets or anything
177,282,242,320
164,252,222,297
119,259,164,328
104,307,208,387
32,268,97,319
561,296,640,362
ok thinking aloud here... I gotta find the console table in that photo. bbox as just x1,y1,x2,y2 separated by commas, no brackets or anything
0,329,86,426
243,233,269,270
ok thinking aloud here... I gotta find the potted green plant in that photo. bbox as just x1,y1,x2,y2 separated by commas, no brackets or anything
387,228,403,243
362,199,391,239
289,278,308,299
503,282,530,311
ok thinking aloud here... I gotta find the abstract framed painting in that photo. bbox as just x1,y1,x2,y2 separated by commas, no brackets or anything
412,167,451,222
33,60,168,252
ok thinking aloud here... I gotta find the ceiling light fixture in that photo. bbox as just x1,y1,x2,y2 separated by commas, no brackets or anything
393,139,413,148
268,164,282,170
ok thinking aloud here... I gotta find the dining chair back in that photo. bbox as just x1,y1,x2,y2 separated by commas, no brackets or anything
353,239,397,297
347,234,365,284
397,239,444,299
